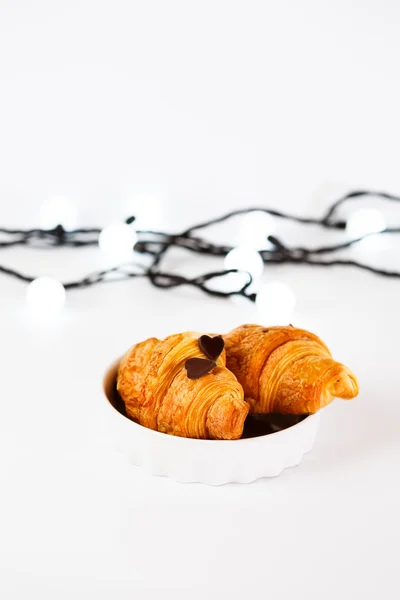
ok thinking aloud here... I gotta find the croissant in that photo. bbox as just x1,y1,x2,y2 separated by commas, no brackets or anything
117,332,249,439
224,324,358,414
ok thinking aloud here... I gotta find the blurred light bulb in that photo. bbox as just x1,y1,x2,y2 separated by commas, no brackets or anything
39,196,78,230
224,246,264,280
125,195,164,229
239,211,276,249
26,277,66,317
346,208,386,238
99,222,137,260
256,281,296,324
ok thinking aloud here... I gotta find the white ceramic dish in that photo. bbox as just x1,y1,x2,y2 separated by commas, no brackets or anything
102,358,320,485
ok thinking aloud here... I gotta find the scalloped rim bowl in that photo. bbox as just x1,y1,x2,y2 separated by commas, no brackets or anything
102,358,320,485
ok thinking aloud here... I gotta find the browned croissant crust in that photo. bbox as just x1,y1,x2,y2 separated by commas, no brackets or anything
224,324,358,414
117,332,249,439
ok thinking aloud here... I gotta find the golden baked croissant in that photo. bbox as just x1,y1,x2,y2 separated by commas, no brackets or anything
117,332,249,439
224,324,358,414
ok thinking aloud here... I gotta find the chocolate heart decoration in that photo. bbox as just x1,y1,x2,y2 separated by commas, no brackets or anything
185,357,217,380
198,335,224,361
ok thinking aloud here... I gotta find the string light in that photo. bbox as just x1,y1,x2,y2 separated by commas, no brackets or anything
0,190,398,306
239,211,276,249
125,195,165,229
39,196,78,231
346,208,386,238
26,276,66,317
256,281,296,324
98,222,138,260
224,246,264,280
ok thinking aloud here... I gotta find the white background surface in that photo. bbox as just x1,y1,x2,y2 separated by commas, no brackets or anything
1,1,400,599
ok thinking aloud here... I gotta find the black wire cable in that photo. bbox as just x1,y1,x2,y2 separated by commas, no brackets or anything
0,190,399,301
321,189,400,225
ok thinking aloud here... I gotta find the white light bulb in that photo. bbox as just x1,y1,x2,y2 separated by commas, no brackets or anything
26,277,66,317
224,246,264,280
125,195,164,229
99,222,137,260
39,196,78,230
256,281,296,324
346,208,386,238
239,211,276,249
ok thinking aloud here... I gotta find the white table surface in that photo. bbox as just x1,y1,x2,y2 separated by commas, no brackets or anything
0,234,399,600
